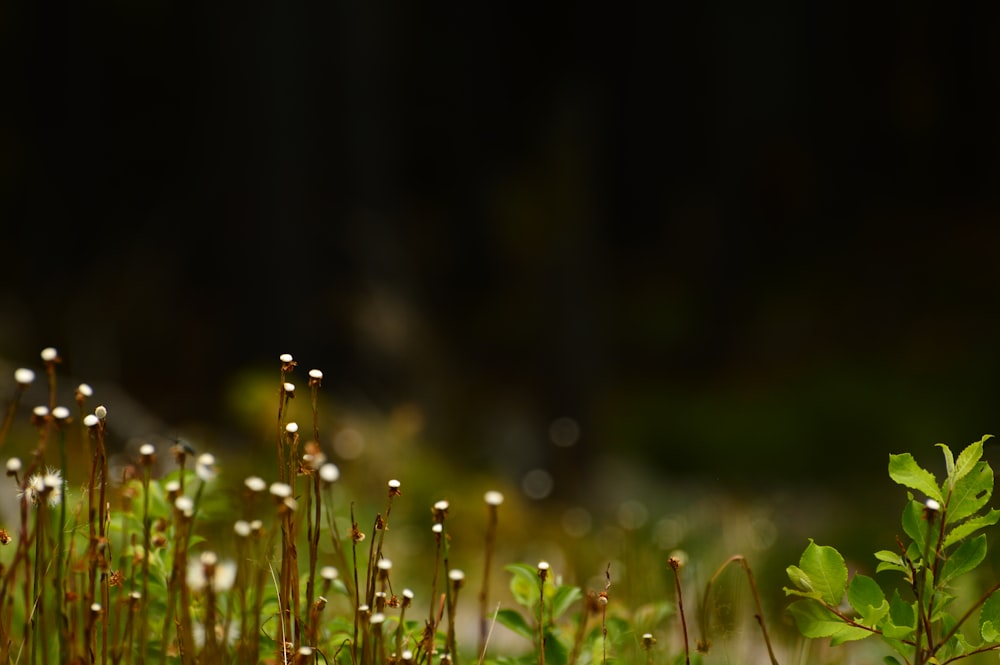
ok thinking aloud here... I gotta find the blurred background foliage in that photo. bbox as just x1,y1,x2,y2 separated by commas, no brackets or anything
2,3,1000,648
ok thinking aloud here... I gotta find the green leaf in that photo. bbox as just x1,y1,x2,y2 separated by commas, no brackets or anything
940,534,987,587
944,509,1000,548
901,499,930,550
495,608,535,641
889,453,943,502
953,439,985,484
938,443,956,486
847,574,888,626
550,585,583,622
506,564,542,608
947,461,992,523
785,565,814,593
543,628,568,665
885,589,915,639
980,591,1000,643
787,601,871,644
796,540,848,606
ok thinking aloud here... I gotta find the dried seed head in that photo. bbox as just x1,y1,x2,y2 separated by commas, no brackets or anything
94,405,107,420
13,368,35,386
83,414,99,428
40,347,59,363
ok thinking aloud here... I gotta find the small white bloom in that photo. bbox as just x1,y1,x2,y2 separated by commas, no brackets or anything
94,405,107,420
33,406,49,418
308,369,323,380
164,480,181,494
370,613,385,624
299,646,314,657
234,520,252,537
283,382,295,393
537,561,550,571
926,498,941,512
321,566,338,581
51,406,70,420
388,479,401,489
6,458,22,473
319,463,340,483
139,443,155,457
434,500,449,511
14,369,35,385
448,569,465,582
175,496,194,516
377,558,392,571
244,476,267,492
77,383,93,398
285,422,298,434
90,603,102,613
269,482,292,498
484,490,504,506
401,650,413,661
250,519,263,531
432,523,443,534
40,348,58,362
83,414,99,428
195,453,217,482
402,588,414,600
279,353,294,363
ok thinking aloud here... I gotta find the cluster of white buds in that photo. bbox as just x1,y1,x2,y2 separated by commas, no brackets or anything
186,550,237,592
18,468,63,507
175,496,195,519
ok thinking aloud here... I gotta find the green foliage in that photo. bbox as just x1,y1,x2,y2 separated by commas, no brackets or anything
785,435,1000,664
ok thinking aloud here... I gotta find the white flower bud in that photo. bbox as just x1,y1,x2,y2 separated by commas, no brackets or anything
94,405,107,420
14,369,35,385
52,406,70,419
83,414,99,428
434,500,449,511
321,566,338,581
139,443,155,456
283,382,295,393
388,479,401,489
279,353,294,363
448,569,465,582
285,422,298,433
319,463,340,483
926,498,941,512
77,383,93,397
6,458,22,473
309,369,323,380
40,348,58,362
269,482,292,498
244,476,267,492
234,520,252,537
484,490,504,506
33,406,49,417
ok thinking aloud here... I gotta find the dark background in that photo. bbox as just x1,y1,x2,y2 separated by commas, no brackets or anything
4,3,1000,491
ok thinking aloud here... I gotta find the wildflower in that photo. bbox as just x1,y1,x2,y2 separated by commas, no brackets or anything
448,569,465,588
388,479,401,497
94,405,107,420
186,551,237,592
32,406,49,418
51,406,70,420
269,482,292,498
6,458,22,475
308,369,323,385
244,476,267,492
195,453,217,482
13,368,35,386
234,520,251,537
285,422,298,434
76,383,93,398
175,496,194,518
484,490,504,506
279,353,294,364
40,347,58,363
320,566,338,581
283,382,296,397
83,414,99,428
537,561,550,582
319,463,340,483
925,498,941,513
19,468,62,507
